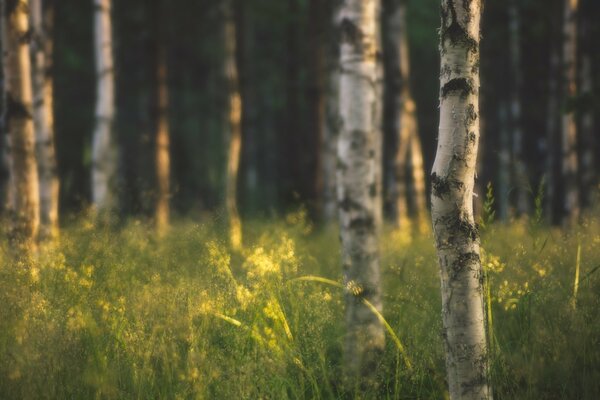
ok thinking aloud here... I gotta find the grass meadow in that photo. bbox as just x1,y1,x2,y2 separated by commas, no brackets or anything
0,208,599,399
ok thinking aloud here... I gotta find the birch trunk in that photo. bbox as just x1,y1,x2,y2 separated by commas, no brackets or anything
3,0,40,244
92,0,116,214
337,0,384,389
508,0,530,216
224,0,242,249
30,0,58,239
432,1,492,398
561,0,579,225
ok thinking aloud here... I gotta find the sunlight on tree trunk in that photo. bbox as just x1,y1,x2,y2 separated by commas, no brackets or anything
3,0,40,246
561,0,579,225
153,0,170,236
224,0,242,250
337,0,385,390
31,0,59,240
154,47,170,235
432,0,492,398
92,0,117,215
545,46,560,223
383,0,426,233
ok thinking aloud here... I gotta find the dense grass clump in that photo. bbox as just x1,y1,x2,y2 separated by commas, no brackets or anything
0,211,599,399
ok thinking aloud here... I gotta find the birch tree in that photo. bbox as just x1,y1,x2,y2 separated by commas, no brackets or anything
561,0,579,224
2,0,40,244
30,0,58,239
432,0,492,398
224,0,242,249
92,0,117,214
337,0,384,388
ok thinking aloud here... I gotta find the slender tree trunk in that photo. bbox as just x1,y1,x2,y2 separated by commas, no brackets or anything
153,0,170,235
409,122,427,231
579,1,595,209
239,0,259,213
3,0,40,245
322,0,342,222
337,0,384,389
432,1,492,399
308,0,325,218
545,46,560,223
92,0,117,214
497,101,510,221
561,0,579,225
508,0,530,216
383,0,410,230
224,0,242,249
30,0,58,239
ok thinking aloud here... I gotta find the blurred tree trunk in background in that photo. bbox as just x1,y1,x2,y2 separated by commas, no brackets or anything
92,0,117,215
383,0,426,232
508,0,530,216
432,0,491,398
337,0,384,390
239,0,259,214
545,45,560,223
152,0,170,234
561,0,579,225
224,0,242,249
579,0,595,210
321,0,342,222
31,0,59,239
498,101,510,221
308,0,325,218
2,0,40,245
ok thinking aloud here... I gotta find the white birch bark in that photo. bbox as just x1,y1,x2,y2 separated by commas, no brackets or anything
561,0,579,225
3,0,40,244
30,0,58,239
508,0,530,216
92,0,117,214
432,1,492,398
337,0,384,388
224,0,242,249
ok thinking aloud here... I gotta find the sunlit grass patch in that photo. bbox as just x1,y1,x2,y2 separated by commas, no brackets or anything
0,214,598,399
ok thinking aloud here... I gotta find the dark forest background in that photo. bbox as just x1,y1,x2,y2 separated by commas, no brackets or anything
14,0,599,220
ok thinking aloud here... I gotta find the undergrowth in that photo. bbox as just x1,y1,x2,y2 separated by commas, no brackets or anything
0,211,599,399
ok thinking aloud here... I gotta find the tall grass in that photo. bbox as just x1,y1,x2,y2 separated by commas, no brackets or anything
0,211,599,399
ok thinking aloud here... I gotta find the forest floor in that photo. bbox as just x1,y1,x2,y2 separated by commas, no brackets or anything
0,210,599,399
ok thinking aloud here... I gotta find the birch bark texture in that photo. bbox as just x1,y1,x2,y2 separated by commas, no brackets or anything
224,0,242,249
432,1,492,399
337,0,384,388
3,0,40,243
92,0,117,214
30,0,58,239
561,0,579,225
